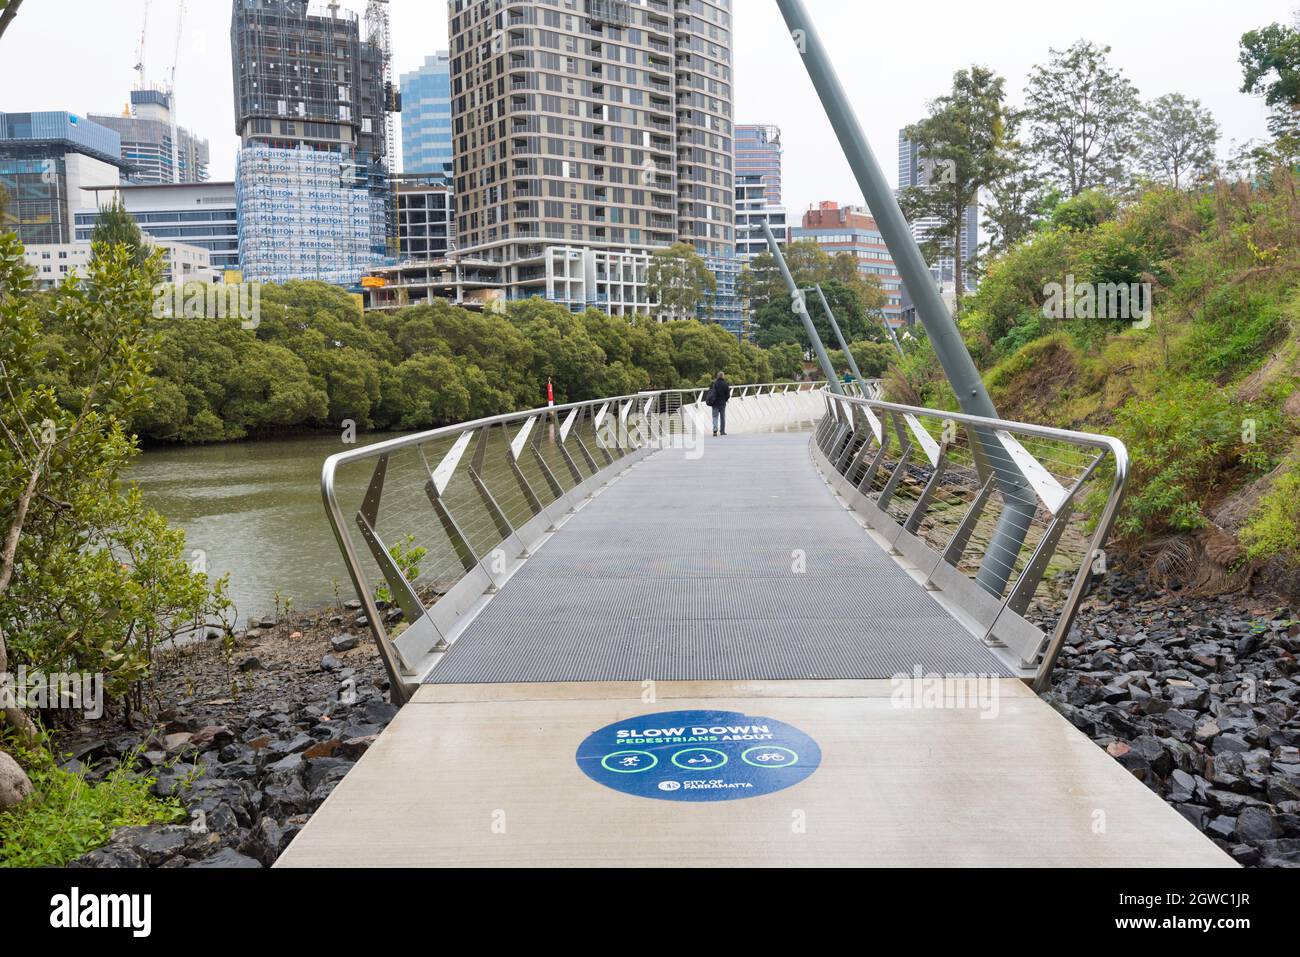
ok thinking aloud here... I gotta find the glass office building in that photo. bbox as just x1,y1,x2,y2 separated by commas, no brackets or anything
0,111,124,245
90,90,210,186
736,124,782,207
401,53,453,177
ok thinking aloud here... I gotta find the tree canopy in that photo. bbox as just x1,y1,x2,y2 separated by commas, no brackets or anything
900,65,1017,309
646,242,715,322
1024,41,1141,197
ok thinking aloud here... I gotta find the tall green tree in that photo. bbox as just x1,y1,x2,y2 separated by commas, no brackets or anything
767,342,805,381
753,279,881,352
980,110,1050,260
90,198,148,269
900,65,1017,310
1136,94,1220,188
646,242,715,321
1025,41,1141,197
1240,20,1300,162
1240,21,1300,113
983,164,1049,260
738,240,834,305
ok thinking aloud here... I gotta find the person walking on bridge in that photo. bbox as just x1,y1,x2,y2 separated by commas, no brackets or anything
706,372,731,437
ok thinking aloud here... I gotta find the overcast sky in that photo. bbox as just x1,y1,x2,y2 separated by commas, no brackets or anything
0,0,1291,217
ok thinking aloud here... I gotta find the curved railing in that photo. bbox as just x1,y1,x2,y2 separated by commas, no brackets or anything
321,382,829,700
810,391,1129,690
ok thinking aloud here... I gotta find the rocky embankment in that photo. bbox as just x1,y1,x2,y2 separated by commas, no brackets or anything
1046,561,1300,868
60,603,396,868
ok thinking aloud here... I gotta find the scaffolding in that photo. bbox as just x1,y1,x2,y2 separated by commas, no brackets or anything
236,146,375,286
231,0,396,279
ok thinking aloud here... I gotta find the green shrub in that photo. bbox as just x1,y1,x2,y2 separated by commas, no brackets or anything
1049,189,1119,232
376,534,428,605
0,746,183,868
1241,459,1300,565
1177,287,1289,380
1109,382,1267,541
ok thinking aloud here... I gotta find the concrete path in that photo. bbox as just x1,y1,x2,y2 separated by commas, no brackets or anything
277,678,1232,867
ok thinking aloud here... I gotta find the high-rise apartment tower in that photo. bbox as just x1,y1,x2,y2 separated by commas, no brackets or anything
447,0,734,314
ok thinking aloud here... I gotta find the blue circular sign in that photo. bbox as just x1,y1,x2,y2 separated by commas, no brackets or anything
576,709,821,802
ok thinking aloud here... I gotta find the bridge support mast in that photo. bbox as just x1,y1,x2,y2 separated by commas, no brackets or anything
809,284,864,385
759,222,844,395
774,0,1036,596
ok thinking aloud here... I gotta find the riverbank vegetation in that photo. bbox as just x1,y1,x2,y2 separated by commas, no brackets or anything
0,229,230,842
0,740,183,867
130,242,899,445
886,16,1300,591
135,291,782,443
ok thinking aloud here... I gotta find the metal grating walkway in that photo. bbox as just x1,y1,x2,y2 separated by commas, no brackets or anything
427,433,1012,684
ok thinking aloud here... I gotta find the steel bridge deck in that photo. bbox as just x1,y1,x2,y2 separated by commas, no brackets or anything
427,433,1013,685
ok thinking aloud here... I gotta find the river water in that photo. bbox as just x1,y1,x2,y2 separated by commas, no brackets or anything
129,422,625,626
129,433,402,625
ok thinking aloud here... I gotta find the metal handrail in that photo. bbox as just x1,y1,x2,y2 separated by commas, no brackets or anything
812,390,1129,690
322,381,828,700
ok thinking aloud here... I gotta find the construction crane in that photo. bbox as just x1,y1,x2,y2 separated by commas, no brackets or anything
366,0,395,171
168,0,186,96
134,0,152,91
133,0,187,182
167,0,187,183
365,0,398,255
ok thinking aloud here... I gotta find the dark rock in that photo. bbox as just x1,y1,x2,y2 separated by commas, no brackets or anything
262,779,313,817
1207,816,1237,839
1236,806,1283,843
338,735,378,760
71,845,145,868
1212,733,1251,755
187,848,262,869
107,826,195,867
303,738,342,760
190,725,234,751
261,733,315,761
1168,769,1197,803
266,752,305,775
303,757,352,792
330,633,360,653
362,701,399,725
1230,843,1262,866
244,816,287,866
1176,804,1209,829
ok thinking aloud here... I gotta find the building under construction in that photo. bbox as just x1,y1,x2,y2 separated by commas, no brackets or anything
230,0,398,285
90,89,210,186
